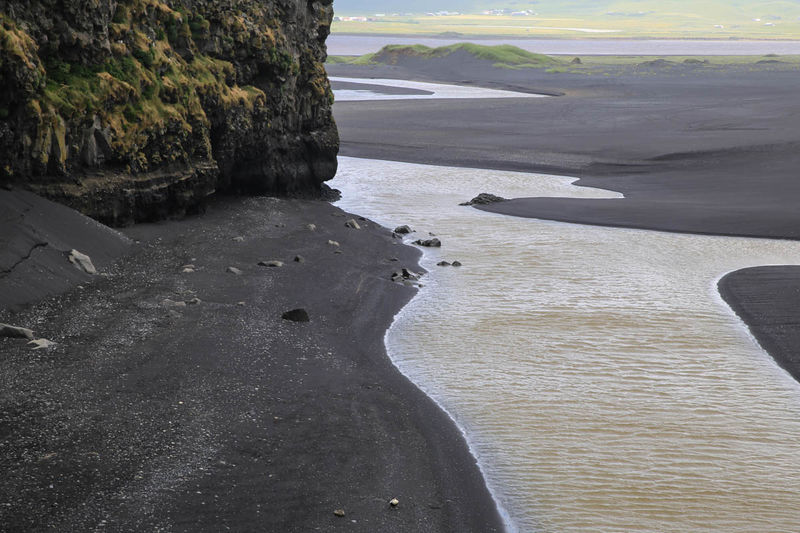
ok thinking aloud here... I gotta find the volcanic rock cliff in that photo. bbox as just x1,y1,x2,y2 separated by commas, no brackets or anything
0,0,338,225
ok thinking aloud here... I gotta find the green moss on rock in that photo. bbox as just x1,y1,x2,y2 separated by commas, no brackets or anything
0,0,338,225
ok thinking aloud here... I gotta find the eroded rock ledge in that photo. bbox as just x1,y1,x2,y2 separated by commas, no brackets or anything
0,0,338,226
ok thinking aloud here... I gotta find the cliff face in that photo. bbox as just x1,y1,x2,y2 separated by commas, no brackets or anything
0,0,338,225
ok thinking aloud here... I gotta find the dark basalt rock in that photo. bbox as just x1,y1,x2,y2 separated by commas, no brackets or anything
282,308,310,322
460,193,506,206
0,0,338,226
413,238,441,247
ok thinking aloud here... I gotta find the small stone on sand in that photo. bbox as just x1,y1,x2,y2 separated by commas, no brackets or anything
293,255,305,263
226,267,243,275
345,218,361,229
389,498,399,507
232,236,245,242
187,298,202,305
258,260,284,267
306,224,317,231
328,240,339,247
333,509,345,517
0,323,35,340
28,338,56,350
68,249,97,275
282,308,310,322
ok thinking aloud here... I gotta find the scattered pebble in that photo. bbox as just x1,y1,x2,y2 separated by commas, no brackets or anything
390,498,399,507
68,249,97,275
306,224,317,231
187,298,202,305
182,268,195,273
258,260,284,268
232,236,245,242
226,267,243,275
0,323,34,340
328,240,339,247
237,301,246,307
28,338,56,350
334,249,343,254
394,225,413,234
344,219,361,230
282,308,310,322
389,257,399,262
333,509,345,517
293,255,305,263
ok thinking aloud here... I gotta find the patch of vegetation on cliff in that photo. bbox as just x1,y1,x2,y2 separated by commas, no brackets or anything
1,0,317,176
334,43,564,69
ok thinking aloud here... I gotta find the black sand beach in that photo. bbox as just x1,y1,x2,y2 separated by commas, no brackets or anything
0,193,503,532
329,54,800,239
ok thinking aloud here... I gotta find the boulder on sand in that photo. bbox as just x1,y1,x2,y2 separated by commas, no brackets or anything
282,308,310,322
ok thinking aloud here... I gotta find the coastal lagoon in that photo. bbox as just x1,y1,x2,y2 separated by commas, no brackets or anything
332,156,800,532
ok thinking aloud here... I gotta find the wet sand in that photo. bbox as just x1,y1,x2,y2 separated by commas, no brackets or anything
0,193,503,532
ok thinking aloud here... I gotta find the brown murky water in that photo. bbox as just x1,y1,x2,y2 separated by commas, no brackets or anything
332,156,800,533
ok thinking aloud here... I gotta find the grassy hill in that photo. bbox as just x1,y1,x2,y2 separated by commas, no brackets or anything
328,43,564,69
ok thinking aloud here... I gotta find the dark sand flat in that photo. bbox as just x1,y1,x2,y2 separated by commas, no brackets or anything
329,56,800,239
719,267,800,382
0,196,502,532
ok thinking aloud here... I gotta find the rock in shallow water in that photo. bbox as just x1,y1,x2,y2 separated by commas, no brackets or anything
394,225,413,234
459,193,507,206
413,238,441,248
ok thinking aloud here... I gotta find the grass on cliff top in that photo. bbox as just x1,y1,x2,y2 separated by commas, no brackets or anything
333,43,563,68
